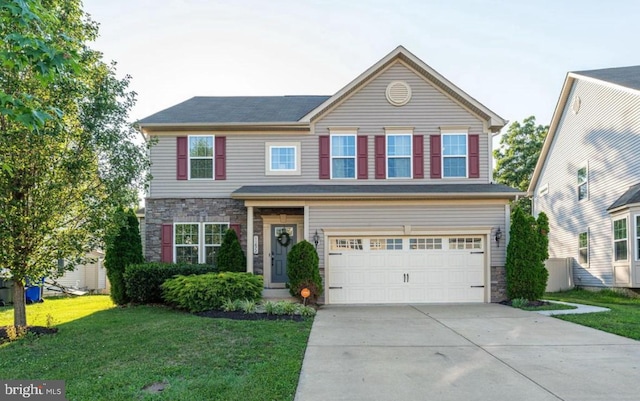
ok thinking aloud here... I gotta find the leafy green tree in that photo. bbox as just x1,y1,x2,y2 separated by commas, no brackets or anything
287,240,323,303
0,0,150,327
493,116,548,213
105,209,144,305
505,207,549,300
216,229,246,272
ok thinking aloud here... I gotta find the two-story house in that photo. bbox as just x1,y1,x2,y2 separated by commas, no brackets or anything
138,46,521,304
530,66,640,290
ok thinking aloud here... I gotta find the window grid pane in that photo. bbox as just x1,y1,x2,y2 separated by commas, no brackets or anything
387,135,411,156
614,219,627,240
332,238,363,251
190,159,213,179
410,238,443,250
189,137,213,157
332,158,355,178
205,223,229,246
443,158,466,178
578,232,588,264
388,158,411,178
331,136,355,157
442,134,467,178
271,147,296,171
443,134,466,156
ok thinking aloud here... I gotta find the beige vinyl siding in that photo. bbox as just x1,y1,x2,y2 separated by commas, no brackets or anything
315,62,490,183
308,204,506,278
533,79,640,287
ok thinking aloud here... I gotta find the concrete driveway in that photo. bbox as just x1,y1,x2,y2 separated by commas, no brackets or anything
295,304,640,401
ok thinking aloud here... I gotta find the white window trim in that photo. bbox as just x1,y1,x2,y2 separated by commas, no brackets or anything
173,222,230,264
578,230,589,265
188,135,215,180
635,215,640,261
613,217,628,262
385,131,413,179
441,131,468,179
577,161,588,201
330,132,357,179
265,142,301,176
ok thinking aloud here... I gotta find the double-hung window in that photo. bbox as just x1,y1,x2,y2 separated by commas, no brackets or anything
266,142,301,175
331,134,356,179
175,222,229,264
577,164,588,201
442,133,467,178
189,136,214,179
613,218,628,261
578,231,588,264
386,133,412,178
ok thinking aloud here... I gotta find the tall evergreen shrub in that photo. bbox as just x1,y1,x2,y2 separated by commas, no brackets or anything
505,207,549,301
105,208,143,304
287,240,323,303
216,229,246,272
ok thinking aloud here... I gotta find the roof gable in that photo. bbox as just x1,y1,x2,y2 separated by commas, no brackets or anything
300,46,507,131
573,66,640,93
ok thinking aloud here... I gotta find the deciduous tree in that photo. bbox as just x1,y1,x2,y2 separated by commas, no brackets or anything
0,0,150,327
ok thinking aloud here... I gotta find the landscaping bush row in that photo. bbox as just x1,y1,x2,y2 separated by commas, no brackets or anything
124,263,218,304
162,272,263,312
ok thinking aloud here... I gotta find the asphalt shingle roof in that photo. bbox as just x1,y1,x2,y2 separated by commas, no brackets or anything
574,66,640,91
608,182,640,210
138,96,330,125
232,183,521,198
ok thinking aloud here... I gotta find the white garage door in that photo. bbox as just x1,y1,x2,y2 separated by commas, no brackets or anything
327,236,486,304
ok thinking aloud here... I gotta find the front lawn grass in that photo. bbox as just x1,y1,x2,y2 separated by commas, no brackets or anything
545,289,640,340
0,296,312,401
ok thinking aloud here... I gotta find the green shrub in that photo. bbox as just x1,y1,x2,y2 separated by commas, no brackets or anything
511,297,528,308
263,300,276,315
216,229,246,272
161,272,263,312
239,299,257,314
506,207,550,301
124,263,218,304
105,208,144,305
286,240,323,303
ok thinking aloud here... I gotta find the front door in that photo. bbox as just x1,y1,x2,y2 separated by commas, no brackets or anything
271,225,297,284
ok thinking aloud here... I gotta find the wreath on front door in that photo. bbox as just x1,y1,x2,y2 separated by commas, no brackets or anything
277,231,291,247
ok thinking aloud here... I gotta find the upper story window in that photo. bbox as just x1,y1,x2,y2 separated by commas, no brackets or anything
331,133,356,179
578,231,589,265
442,133,467,178
577,164,588,201
265,142,301,175
386,133,412,178
189,136,214,179
613,217,628,262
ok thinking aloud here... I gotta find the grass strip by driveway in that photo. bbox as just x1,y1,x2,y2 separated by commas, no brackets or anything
545,289,640,340
0,296,312,401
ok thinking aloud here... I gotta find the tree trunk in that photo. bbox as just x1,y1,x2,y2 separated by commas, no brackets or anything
12,280,27,327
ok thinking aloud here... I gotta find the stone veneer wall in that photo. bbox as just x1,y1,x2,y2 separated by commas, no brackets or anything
145,199,303,277
491,266,507,302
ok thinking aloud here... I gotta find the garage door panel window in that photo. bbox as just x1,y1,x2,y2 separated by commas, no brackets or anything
331,238,363,251
410,238,443,250
448,237,482,250
370,238,403,250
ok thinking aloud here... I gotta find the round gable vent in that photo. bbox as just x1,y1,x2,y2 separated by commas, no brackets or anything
386,81,412,106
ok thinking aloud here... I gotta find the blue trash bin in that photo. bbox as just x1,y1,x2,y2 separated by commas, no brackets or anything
25,278,44,303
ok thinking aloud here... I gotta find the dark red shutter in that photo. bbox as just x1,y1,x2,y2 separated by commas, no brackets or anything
215,136,226,180
413,135,424,179
161,224,173,262
319,136,330,179
230,223,241,241
430,135,442,179
468,134,480,178
177,137,188,180
374,135,386,179
357,136,368,179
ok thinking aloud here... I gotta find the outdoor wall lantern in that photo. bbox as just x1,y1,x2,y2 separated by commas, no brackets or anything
495,227,503,247
313,230,319,249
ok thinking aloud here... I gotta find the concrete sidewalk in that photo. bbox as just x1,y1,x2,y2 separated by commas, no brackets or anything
295,304,640,401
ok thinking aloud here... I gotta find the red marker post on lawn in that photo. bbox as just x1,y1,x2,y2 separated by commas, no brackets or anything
300,288,310,306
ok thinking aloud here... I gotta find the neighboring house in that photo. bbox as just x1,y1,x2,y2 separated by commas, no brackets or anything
530,66,640,289
43,250,109,296
138,46,521,304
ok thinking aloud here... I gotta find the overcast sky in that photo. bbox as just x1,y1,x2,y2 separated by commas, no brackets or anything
83,0,639,130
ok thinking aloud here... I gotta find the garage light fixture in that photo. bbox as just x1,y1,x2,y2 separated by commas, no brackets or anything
313,230,319,249
495,227,503,247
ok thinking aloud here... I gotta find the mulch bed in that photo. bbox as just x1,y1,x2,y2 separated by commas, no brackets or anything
499,299,551,307
195,310,305,322
0,326,58,343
